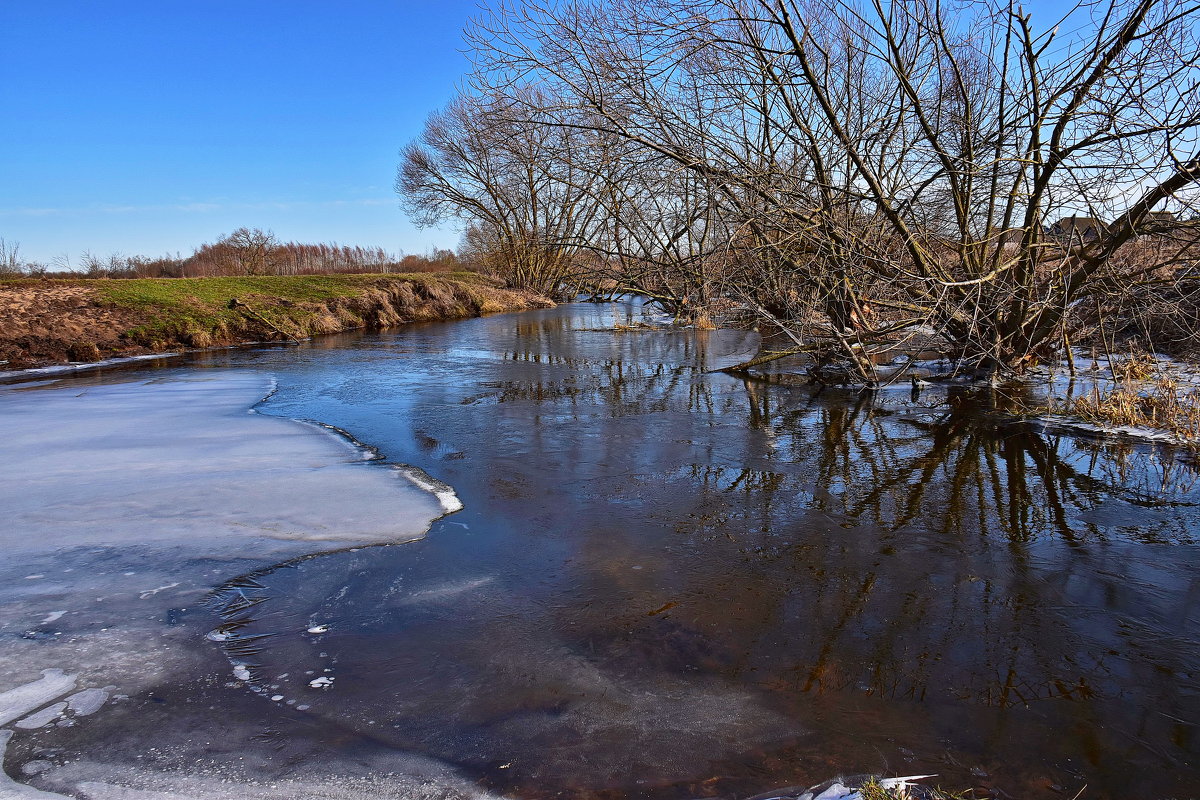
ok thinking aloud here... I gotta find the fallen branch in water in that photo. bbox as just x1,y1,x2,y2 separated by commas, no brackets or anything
716,347,811,373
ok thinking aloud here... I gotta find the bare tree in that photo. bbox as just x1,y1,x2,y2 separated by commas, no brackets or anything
465,0,1200,379
220,227,280,276
397,90,607,297
0,239,28,277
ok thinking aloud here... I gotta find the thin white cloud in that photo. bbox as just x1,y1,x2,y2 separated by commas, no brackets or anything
172,202,223,213
0,207,62,217
0,198,395,216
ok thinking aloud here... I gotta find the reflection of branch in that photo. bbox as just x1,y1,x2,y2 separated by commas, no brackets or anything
814,406,1179,543
844,415,971,527
1021,433,1081,543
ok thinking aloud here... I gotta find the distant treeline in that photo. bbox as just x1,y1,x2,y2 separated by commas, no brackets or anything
0,228,465,279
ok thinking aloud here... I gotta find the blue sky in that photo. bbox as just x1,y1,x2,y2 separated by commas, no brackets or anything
0,1,478,265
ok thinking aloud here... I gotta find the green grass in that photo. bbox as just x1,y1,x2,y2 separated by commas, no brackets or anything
99,275,371,344
0,272,547,367
94,273,485,309
9,272,518,350
94,276,328,347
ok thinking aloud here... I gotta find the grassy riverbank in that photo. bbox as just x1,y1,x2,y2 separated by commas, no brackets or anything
0,273,553,369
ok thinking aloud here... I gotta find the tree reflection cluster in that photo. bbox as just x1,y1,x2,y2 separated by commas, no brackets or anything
200,305,1200,798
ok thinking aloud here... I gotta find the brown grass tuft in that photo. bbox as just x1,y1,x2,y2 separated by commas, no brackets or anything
856,778,960,800
1108,351,1159,382
66,340,101,362
184,329,214,349
1071,376,1200,445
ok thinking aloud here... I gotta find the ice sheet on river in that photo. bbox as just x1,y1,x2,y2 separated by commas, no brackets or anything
1,372,446,557
0,372,484,799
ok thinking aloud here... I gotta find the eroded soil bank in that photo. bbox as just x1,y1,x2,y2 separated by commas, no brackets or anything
0,273,552,369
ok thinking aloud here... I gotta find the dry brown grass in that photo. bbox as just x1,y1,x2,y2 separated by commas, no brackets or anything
1070,376,1200,445
856,778,962,800
1108,351,1160,381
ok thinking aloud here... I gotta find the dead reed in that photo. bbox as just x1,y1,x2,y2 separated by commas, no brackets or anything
1070,373,1200,445
855,778,961,800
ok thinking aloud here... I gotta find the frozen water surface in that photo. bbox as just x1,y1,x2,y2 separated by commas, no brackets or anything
0,671,77,727
1,373,444,556
0,372,483,798
1,305,1199,799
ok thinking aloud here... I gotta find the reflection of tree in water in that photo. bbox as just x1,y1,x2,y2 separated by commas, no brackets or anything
739,381,1200,543
665,379,1199,757
1060,434,1200,510
481,331,1200,792
479,359,703,413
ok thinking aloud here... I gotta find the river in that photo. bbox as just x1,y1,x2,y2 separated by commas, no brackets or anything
2,301,1198,799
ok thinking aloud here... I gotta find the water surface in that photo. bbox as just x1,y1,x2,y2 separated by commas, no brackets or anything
207,302,1200,798
7,301,1200,799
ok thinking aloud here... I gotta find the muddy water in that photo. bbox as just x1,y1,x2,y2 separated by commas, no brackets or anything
175,301,1194,799
7,301,1197,798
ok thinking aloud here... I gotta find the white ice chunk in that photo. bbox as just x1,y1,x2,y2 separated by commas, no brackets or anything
395,466,464,514
16,701,66,728
76,782,206,800
813,783,851,800
66,687,110,716
0,373,446,558
0,669,78,726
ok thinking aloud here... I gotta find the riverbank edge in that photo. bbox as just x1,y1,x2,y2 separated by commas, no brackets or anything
0,272,554,369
